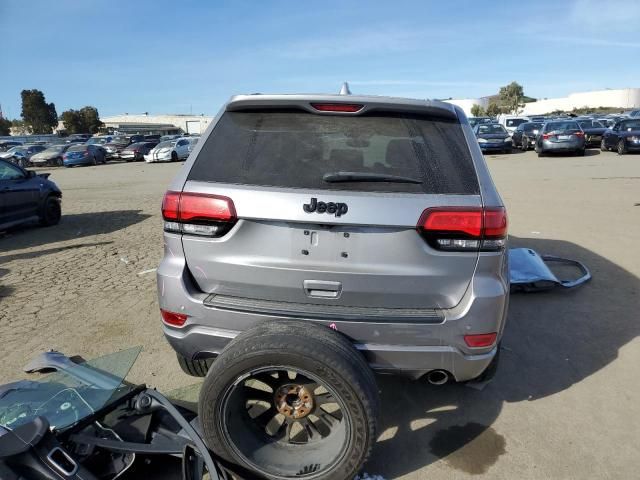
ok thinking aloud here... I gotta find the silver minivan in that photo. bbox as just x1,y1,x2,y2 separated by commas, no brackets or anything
158,92,509,384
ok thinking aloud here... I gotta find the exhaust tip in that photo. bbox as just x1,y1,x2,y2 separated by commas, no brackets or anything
426,370,449,385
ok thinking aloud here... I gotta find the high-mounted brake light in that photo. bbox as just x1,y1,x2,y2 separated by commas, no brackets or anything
160,309,188,327
310,103,363,113
418,207,507,252
162,191,237,237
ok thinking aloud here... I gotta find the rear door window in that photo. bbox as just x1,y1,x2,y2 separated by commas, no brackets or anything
188,111,479,194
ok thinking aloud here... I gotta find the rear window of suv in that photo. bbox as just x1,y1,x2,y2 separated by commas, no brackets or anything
187,110,479,194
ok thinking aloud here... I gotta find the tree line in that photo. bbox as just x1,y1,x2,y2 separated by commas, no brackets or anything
470,81,534,117
0,89,103,136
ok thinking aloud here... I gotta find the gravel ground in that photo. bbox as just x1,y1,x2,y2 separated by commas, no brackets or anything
1,150,638,479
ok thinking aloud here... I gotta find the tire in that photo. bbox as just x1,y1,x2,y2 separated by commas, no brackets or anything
18,157,28,168
199,320,379,480
600,139,607,152
177,354,214,377
171,151,178,162
617,140,627,155
576,148,585,156
537,150,545,157
39,195,61,226
92,156,98,166
55,157,63,167
521,137,528,151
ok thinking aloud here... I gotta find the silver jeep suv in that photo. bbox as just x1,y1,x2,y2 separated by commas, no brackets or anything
158,92,509,382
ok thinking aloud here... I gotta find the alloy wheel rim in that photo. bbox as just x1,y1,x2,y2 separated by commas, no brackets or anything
218,365,351,478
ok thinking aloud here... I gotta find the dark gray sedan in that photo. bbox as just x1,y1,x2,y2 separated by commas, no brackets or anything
535,121,586,157
0,158,62,230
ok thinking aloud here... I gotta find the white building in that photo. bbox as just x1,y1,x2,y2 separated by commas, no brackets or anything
520,88,640,115
446,88,640,117
443,97,491,117
101,113,214,135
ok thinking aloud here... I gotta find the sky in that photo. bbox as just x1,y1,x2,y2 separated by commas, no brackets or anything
1,0,640,119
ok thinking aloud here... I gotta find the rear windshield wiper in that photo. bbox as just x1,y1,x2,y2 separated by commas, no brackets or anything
323,171,422,184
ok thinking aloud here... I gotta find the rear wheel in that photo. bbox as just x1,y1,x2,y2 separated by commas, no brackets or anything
617,140,627,155
92,156,98,166
600,139,607,151
39,195,61,226
199,320,379,480
55,157,63,167
521,137,528,151
171,151,178,162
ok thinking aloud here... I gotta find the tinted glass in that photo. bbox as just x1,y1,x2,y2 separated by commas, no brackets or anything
68,145,88,152
477,124,507,134
0,160,24,180
523,123,543,132
506,118,528,127
188,111,479,194
620,120,640,130
544,122,580,132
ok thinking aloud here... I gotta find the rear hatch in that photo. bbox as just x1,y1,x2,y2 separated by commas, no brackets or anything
173,100,484,311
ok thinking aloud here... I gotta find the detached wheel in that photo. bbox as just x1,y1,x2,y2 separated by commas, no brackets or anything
177,353,214,377
39,195,61,226
199,320,379,480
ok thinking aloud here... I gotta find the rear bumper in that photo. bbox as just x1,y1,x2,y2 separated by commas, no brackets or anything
479,142,511,151
540,139,584,151
157,236,509,381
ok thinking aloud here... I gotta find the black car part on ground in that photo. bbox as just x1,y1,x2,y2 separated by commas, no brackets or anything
0,352,231,480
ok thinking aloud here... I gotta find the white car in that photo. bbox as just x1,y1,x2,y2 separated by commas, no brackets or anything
497,115,530,133
144,138,191,163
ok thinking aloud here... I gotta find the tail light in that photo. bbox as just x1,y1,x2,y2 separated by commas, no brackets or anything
417,207,507,252
464,332,497,348
162,191,236,237
310,103,363,113
542,133,552,140
160,309,188,327
574,131,584,137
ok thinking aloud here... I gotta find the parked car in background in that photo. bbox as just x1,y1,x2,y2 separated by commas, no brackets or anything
144,138,190,162
119,141,159,162
160,134,182,142
103,135,144,158
601,119,640,154
511,122,544,151
0,144,47,167
474,123,512,153
65,133,91,143
0,140,23,152
468,116,493,128
63,144,107,166
0,158,62,230
529,116,546,123
29,144,71,167
186,136,200,154
535,120,585,157
144,134,161,141
576,119,607,147
86,135,113,145
498,115,530,133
